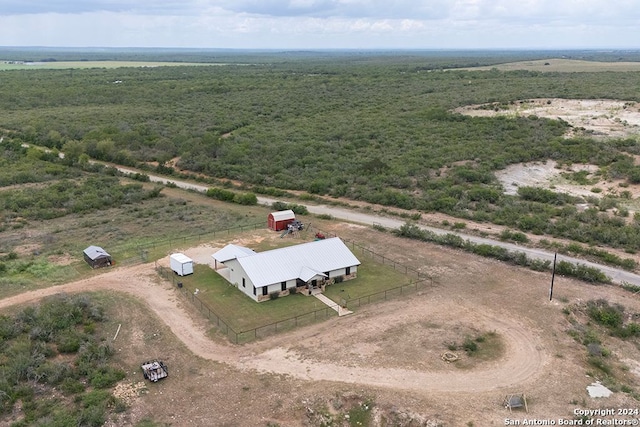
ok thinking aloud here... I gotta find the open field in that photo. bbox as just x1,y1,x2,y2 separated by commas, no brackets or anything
456,58,640,72
2,221,640,426
456,98,640,139
0,61,220,70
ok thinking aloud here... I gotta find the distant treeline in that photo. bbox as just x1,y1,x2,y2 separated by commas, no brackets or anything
3,47,639,65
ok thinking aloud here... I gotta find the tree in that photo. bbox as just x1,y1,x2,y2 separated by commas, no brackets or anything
62,140,85,165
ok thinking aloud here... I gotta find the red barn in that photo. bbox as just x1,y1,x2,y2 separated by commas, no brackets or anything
268,209,296,231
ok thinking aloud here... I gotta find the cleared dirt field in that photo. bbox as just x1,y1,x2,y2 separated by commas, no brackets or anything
456,98,640,139
2,222,640,426
455,58,640,73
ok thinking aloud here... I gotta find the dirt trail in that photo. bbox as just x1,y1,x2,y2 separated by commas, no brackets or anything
240,301,547,393
0,262,547,394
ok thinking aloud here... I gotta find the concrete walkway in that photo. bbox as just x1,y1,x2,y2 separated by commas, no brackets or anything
314,293,353,316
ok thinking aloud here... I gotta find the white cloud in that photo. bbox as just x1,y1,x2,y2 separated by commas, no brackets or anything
0,0,638,49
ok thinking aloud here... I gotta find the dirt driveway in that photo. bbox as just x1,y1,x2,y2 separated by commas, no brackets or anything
0,257,545,394
3,223,640,426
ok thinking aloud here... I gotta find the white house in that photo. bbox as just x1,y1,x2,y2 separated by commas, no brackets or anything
211,237,360,302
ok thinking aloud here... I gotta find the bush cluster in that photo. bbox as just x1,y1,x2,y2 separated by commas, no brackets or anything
394,222,611,284
0,295,125,425
587,299,640,338
271,201,309,215
206,187,257,205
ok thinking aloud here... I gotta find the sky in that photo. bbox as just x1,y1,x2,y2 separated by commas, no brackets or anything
0,0,638,50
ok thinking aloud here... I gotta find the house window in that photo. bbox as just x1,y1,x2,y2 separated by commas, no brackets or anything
281,281,286,291
262,287,268,296
346,267,351,275
253,286,256,295
242,278,246,288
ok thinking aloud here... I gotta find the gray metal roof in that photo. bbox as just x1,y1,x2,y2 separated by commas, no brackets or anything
211,244,257,263
83,245,110,260
234,237,360,288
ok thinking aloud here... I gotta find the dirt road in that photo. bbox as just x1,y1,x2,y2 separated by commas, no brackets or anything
116,164,640,286
0,261,547,394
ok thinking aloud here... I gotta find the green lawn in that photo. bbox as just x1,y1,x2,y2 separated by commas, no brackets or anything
324,254,415,302
175,265,322,332
174,251,413,334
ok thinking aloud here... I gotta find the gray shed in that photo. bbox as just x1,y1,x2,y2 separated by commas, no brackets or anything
83,246,112,268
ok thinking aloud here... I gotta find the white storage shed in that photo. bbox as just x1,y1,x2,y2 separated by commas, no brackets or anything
170,253,194,276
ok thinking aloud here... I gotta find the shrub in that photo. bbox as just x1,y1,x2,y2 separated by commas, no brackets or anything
587,355,612,376
233,192,258,205
77,403,107,427
288,203,309,215
587,299,624,329
615,323,640,338
371,223,386,232
89,366,126,389
206,187,235,202
129,172,150,182
269,291,280,300
61,377,85,395
462,338,478,353
500,229,529,243
56,331,82,353
271,201,288,211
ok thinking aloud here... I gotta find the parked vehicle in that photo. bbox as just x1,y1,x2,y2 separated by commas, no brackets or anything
141,360,168,382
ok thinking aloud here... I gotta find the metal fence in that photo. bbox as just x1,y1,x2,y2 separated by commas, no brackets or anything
154,228,437,344
343,278,433,310
334,235,436,310
155,264,341,344
105,222,265,263
237,305,338,343
339,236,429,281
156,265,240,342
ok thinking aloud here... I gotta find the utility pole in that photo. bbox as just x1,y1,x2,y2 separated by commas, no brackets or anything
549,252,557,301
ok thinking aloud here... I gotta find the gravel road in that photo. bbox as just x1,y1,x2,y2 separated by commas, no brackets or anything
116,166,640,287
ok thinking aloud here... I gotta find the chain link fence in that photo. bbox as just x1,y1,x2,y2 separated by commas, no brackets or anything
154,227,437,344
